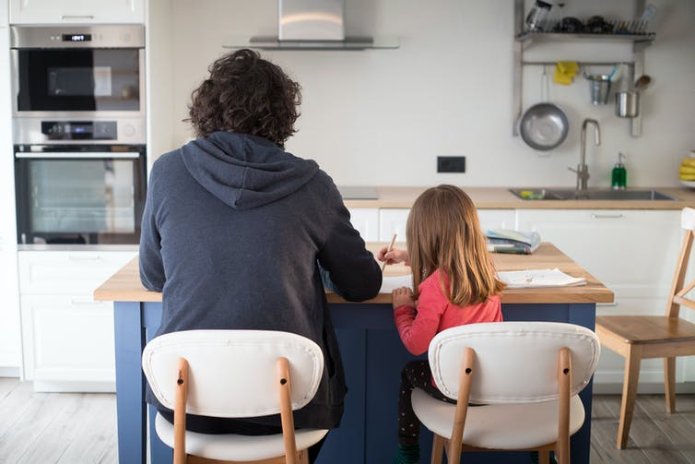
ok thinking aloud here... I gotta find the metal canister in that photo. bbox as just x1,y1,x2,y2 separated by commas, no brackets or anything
615,91,639,118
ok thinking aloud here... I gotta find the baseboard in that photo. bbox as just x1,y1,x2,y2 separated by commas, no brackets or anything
0,367,21,378
32,380,115,393
592,382,695,395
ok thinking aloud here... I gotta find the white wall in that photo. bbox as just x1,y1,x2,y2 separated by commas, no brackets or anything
166,0,695,188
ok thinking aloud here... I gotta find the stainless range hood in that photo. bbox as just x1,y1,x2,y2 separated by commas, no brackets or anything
225,0,399,51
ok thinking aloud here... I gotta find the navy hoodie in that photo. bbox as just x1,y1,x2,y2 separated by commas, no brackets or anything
139,131,382,429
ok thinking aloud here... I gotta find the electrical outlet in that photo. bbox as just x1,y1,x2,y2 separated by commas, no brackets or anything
437,156,466,173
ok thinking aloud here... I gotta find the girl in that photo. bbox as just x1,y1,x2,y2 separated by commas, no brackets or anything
378,185,505,464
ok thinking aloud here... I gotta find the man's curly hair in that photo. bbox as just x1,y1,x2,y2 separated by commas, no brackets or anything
188,49,301,146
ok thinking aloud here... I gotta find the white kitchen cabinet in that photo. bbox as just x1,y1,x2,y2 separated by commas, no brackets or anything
20,294,116,390
516,209,690,388
0,250,21,375
0,25,21,376
348,208,379,242
378,208,409,242
18,250,136,391
377,208,517,242
478,209,517,232
9,0,144,24
1,1,8,26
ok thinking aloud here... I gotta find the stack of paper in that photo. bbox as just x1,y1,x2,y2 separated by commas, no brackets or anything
486,229,541,254
380,274,413,293
497,268,586,288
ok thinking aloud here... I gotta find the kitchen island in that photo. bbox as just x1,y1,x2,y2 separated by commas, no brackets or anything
94,243,613,464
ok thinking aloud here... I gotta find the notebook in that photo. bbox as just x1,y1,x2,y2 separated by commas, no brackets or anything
486,229,541,254
497,268,586,288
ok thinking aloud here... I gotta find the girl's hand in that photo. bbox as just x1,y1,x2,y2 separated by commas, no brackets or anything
392,287,415,309
377,246,410,266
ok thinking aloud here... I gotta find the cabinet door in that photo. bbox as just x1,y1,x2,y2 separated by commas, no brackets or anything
517,209,681,289
18,250,135,390
0,250,21,371
19,250,136,294
477,209,517,231
20,294,115,390
348,208,379,242
1,4,7,26
379,209,409,242
516,209,686,385
0,26,14,251
9,0,144,24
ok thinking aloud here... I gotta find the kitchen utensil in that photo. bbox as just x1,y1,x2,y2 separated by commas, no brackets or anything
553,16,583,33
525,0,553,32
585,73,611,105
634,75,652,91
615,90,639,118
519,68,569,151
519,103,569,151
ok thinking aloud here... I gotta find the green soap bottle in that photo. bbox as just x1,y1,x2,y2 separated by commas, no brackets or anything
611,152,627,190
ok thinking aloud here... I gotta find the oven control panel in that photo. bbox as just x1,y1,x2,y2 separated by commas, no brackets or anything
41,121,117,140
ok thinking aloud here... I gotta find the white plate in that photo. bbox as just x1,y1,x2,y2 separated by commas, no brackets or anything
680,180,695,189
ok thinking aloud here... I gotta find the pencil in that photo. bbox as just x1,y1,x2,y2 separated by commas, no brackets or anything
381,233,397,272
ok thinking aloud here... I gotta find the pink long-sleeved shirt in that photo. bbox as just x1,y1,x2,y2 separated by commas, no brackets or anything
394,269,502,355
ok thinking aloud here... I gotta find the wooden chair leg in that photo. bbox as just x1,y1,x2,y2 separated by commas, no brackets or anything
617,345,642,449
431,434,446,464
297,449,309,464
538,450,550,464
664,357,676,414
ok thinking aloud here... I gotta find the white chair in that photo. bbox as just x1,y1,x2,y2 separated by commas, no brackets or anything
141,330,329,464
411,321,600,464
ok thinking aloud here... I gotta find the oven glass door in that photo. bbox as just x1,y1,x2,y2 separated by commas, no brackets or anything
15,146,146,244
16,49,141,112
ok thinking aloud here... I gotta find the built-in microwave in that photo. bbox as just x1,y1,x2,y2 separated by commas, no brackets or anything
10,25,145,117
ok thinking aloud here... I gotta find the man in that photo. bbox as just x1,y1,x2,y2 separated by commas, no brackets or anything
139,48,382,462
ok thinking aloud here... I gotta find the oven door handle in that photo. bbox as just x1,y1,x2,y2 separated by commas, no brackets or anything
15,152,141,159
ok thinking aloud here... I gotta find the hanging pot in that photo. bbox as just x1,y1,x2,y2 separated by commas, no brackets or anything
519,103,570,151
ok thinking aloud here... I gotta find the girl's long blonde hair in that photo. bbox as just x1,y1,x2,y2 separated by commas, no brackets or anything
407,185,505,305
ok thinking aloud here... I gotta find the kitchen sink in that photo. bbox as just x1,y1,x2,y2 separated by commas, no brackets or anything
510,188,676,201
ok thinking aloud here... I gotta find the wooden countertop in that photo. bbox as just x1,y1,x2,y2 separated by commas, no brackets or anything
94,243,613,305
342,186,695,210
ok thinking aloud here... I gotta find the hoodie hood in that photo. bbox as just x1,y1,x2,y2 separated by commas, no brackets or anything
180,131,319,210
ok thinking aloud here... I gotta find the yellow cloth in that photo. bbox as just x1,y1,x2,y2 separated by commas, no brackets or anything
553,61,579,85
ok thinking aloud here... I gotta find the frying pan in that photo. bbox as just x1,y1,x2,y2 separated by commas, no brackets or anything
518,102,569,151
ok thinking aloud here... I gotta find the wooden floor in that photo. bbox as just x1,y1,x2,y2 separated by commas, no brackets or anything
1,377,695,463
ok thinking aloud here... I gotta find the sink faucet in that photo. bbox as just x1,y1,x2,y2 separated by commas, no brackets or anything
569,119,601,191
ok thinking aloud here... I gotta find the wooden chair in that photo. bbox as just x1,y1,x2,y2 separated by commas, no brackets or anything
141,330,328,464
595,206,695,449
410,321,600,464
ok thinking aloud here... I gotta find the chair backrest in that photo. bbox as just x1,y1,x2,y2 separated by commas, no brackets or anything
429,321,600,404
670,207,695,317
142,330,324,418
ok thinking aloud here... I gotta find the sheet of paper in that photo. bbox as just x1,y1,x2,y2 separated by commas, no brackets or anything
497,268,586,289
380,274,413,293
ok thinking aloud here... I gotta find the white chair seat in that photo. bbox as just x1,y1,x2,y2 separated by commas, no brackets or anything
155,413,328,462
411,388,585,450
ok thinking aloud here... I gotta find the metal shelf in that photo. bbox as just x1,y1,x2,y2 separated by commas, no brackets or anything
512,0,654,138
517,31,655,45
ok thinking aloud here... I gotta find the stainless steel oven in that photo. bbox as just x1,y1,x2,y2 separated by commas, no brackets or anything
11,25,147,245
14,125,146,245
